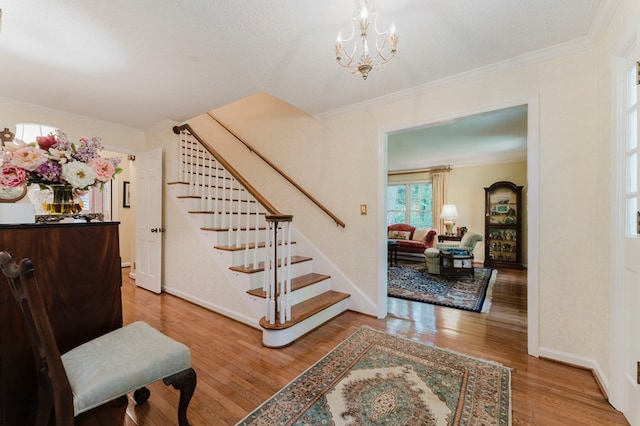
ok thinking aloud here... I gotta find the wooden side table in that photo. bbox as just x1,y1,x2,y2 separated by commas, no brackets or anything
440,249,474,277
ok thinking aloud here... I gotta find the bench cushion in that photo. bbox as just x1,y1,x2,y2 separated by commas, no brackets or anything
61,321,191,415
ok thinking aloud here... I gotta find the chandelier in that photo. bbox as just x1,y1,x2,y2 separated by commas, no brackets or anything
334,0,398,80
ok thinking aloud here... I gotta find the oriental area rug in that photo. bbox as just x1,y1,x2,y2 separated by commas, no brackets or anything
236,326,511,425
387,262,497,313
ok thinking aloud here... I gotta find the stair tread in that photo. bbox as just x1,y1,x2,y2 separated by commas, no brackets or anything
188,210,265,215
259,291,350,330
247,273,331,298
215,241,296,252
201,227,266,232
229,256,311,274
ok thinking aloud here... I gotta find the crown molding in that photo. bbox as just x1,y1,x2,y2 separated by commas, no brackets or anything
314,36,596,120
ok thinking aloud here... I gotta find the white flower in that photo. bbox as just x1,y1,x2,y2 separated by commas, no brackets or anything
61,161,97,189
46,147,72,164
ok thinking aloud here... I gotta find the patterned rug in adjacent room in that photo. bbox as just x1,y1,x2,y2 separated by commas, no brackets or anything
237,326,511,425
388,262,497,312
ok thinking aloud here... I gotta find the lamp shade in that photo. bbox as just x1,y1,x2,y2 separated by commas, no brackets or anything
439,204,459,220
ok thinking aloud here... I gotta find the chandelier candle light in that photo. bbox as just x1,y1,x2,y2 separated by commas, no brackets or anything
335,0,398,80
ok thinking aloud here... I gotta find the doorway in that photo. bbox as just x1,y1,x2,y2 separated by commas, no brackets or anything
380,99,540,356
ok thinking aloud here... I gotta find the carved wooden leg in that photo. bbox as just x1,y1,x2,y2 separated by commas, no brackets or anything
163,367,197,426
133,386,151,404
34,382,53,426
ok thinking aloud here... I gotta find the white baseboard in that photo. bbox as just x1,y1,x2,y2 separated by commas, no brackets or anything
538,346,610,398
163,286,261,331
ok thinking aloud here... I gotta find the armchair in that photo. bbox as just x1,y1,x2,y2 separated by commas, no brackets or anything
0,250,197,426
425,231,484,274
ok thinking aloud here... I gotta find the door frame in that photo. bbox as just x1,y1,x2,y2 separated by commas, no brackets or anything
608,32,639,417
378,95,540,356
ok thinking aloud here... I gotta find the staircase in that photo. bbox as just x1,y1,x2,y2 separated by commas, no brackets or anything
167,125,350,347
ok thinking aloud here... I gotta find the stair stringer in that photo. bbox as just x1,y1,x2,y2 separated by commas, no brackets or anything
167,183,355,345
289,227,378,318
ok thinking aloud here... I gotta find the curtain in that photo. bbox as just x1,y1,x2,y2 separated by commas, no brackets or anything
431,171,447,234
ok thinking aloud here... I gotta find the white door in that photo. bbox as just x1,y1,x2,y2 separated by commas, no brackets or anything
622,57,640,424
135,147,163,293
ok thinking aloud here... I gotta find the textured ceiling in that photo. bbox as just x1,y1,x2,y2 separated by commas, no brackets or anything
387,105,528,171
0,0,613,130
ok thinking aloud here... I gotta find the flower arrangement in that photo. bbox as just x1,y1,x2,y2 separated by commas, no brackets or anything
0,129,122,192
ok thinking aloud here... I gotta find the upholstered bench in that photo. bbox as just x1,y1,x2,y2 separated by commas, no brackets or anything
62,321,192,416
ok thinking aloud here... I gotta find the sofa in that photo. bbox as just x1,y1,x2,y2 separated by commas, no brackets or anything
387,224,438,256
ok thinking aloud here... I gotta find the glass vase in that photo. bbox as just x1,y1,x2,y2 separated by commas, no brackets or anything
42,184,83,214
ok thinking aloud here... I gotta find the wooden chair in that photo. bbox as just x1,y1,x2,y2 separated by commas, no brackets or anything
0,250,197,425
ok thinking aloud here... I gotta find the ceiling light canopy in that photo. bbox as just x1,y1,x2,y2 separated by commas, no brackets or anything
334,0,398,80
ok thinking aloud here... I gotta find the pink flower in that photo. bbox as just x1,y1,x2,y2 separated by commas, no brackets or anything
11,146,46,171
36,134,57,151
0,166,27,187
89,157,115,182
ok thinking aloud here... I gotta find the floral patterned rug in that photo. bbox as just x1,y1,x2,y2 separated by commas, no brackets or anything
387,262,497,312
237,326,511,425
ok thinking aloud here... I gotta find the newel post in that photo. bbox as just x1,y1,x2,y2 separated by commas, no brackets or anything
264,215,293,324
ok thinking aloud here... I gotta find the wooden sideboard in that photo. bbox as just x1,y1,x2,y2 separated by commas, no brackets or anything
0,221,122,426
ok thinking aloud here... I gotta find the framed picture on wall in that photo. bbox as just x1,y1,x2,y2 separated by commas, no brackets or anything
123,181,131,208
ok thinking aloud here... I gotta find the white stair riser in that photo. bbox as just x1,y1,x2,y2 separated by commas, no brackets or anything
262,298,350,347
202,213,265,229
223,260,314,291
228,245,299,265
289,278,331,305
190,198,259,214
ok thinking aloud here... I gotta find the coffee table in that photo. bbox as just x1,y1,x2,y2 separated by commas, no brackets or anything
440,249,474,277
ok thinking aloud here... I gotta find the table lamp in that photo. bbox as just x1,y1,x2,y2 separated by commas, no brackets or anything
440,204,459,236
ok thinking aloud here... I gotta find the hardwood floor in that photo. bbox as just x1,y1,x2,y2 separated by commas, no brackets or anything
75,266,629,425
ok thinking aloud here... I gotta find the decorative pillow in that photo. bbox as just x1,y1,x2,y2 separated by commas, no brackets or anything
388,230,411,240
412,228,430,242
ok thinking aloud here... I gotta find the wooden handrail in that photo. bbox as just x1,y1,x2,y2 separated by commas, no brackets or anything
206,112,346,228
173,124,282,216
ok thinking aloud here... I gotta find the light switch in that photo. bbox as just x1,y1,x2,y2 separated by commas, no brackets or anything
360,204,367,215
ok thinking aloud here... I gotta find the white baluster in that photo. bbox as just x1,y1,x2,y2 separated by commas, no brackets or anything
244,190,250,268
220,169,227,231
213,161,220,228
285,220,292,321
268,222,276,324
278,223,285,324
253,201,259,267
189,135,196,196
206,154,212,211
179,131,185,182
235,186,242,248
227,176,233,247
198,147,205,209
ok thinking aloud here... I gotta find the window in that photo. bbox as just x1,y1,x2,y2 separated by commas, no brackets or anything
625,62,639,236
387,182,433,228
